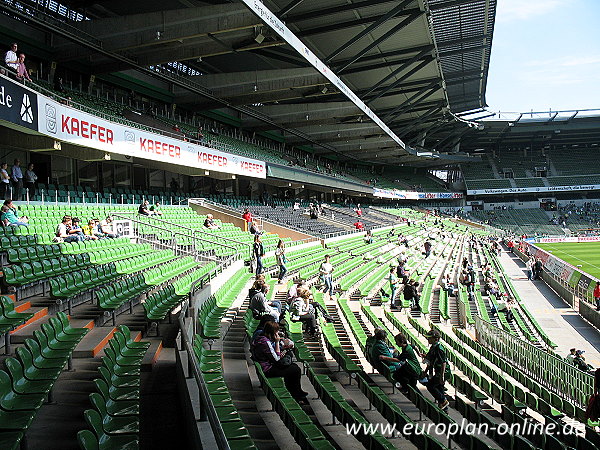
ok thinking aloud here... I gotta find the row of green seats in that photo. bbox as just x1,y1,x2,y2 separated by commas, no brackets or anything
0,312,89,450
114,250,175,274
51,264,117,299
4,253,90,286
7,244,61,263
172,262,218,296
143,257,198,285
97,274,148,311
198,269,249,341
79,325,149,449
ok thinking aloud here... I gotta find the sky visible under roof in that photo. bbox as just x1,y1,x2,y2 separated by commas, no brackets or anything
485,0,600,114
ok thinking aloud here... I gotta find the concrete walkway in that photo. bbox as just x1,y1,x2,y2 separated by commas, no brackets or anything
498,250,600,366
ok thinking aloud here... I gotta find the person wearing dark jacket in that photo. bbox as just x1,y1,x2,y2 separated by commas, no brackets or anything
423,241,432,258
403,279,421,311
392,334,422,393
251,321,308,404
253,234,265,276
423,329,449,411
533,258,543,280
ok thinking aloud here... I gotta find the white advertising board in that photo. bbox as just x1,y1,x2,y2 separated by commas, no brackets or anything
37,97,266,179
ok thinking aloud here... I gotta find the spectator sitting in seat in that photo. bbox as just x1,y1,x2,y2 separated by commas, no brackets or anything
55,215,83,242
392,333,422,394
364,229,373,244
566,348,577,363
0,204,28,227
491,295,514,321
203,214,219,230
149,202,163,216
251,321,308,404
4,43,18,73
82,219,101,240
15,53,31,82
249,282,281,323
369,329,407,387
353,220,364,230
3,200,26,221
252,314,277,342
138,200,151,216
398,234,409,247
289,289,318,336
100,216,117,238
72,217,96,240
573,350,594,372
249,275,266,299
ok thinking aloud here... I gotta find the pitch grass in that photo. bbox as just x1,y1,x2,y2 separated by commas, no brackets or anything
536,241,600,279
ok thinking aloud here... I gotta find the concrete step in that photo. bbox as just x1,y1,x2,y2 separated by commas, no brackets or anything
73,326,117,358
10,306,49,337
10,311,95,343
13,300,31,312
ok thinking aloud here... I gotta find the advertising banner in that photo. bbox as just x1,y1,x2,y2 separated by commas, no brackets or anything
36,96,266,179
0,76,38,131
468,184,600,196
537,236,600,244
373,187,463,200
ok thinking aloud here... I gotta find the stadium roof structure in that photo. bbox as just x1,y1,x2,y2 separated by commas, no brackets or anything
1,0,495,167
459,109,600,152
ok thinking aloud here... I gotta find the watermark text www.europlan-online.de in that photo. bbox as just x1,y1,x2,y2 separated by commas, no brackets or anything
346,420,578,440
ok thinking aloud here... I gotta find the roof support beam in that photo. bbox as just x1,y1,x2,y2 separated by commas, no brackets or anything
337,11,423,73
396,106,444,138
337,44,435,73
59,4,259,61
383,82,441,121
325,0,414,62
285,0,397,22
366,56,434,101
407,120,449,145
278,0,306,17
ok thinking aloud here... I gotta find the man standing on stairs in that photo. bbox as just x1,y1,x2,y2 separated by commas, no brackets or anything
423,240,432,258
320,255,334,300
387,267,400,310
465,265,476,295
422,329,450,411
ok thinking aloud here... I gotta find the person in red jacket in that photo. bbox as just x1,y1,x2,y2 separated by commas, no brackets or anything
594,282,600,311
354,220,364,230
242,208,252,231
507,239,515,253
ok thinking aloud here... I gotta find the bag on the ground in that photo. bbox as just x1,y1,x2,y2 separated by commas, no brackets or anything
275,350,293,368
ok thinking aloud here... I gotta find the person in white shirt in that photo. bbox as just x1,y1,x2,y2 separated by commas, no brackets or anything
525,258,534,280
320,254,334,299
0,162,10,200
289,289,318,335
4,43,18,71
100,215,117,238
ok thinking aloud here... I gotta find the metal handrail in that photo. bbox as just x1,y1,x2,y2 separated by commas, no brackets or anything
190,199,322,243
135,212,251,249
111,213,237,263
